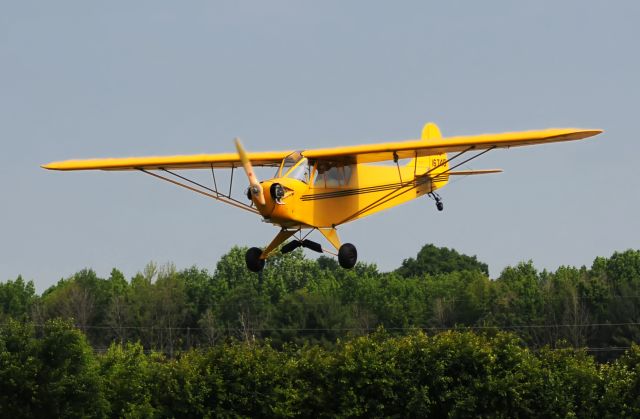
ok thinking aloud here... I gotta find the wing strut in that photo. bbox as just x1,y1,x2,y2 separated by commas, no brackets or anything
210,165,219,197
138,168,259,215
335,146,496,225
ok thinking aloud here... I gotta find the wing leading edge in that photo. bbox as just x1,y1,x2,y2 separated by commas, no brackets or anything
42,150,293,171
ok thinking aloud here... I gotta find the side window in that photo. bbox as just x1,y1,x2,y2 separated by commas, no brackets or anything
309,165,317,185
342,165,352,186
325,166,341,188
313,163,353,188
313,164,326,188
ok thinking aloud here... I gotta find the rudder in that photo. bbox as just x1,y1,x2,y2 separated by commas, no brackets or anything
407,123,449,189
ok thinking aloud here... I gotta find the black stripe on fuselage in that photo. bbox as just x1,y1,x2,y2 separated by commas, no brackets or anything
300,176,440,201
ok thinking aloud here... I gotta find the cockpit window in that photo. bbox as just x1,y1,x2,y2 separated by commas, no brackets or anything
276,151,303,177
314,162,353,188
285,158,310,183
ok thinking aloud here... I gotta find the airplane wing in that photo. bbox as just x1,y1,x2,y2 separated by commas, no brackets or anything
42,150,293,171
42,128,602,171
302,128,602,164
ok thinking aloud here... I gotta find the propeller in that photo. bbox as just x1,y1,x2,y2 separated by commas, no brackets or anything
234,138,266,206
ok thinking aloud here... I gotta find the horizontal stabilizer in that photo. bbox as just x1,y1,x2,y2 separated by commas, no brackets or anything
448,169,503,176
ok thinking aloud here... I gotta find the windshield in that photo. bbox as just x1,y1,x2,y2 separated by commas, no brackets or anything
285,158,310,183
276,151,303,177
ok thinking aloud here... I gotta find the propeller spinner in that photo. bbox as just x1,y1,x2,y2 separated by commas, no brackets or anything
234,138,266,206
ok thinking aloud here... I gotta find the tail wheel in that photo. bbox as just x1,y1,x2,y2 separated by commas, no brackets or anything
338,243,358,269
245,247,266,272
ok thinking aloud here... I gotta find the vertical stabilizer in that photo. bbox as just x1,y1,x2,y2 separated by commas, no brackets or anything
421,121,442,141
407,123,449,190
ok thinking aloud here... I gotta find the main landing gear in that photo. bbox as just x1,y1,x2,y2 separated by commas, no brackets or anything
338,243,357,269
428,192,444,212
245,247,266,273
244,229,359,272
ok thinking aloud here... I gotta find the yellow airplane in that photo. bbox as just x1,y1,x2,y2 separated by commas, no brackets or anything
43,122,602,272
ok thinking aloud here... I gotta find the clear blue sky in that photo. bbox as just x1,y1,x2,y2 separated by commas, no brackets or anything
1,1,638,291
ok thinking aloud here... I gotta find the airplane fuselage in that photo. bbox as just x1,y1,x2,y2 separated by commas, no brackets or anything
254,158,449,229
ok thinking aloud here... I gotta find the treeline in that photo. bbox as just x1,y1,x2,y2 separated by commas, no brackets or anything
3,245,640,416
2,245,640,356
2,319,640,417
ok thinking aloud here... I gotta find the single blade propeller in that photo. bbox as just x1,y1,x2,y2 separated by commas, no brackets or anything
234,138,266,206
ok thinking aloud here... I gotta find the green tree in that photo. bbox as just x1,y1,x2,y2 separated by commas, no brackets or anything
592,250,640,349
212,246,256,292
527,346,602,418
200,341,299,417
332,329,404,417
217,283,271,342
0,275,36,320
99,342,156,417
396,244,488,277
0,319,107,418
39,269,113,341
0,319,40,417
488,262,546,345
600,344,640,417
35,319,107,417
149,349,211,418
269,289,363,347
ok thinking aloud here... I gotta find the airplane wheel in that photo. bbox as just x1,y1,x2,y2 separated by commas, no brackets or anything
436,201,444,211
338,243,358,269
245,247,265,272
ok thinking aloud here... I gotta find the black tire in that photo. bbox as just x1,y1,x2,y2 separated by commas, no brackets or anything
338,243,358,269
436,201,444,211
245,247,266,272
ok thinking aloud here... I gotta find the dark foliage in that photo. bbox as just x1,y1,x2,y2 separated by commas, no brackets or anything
396,244,489,277
3,245,640,415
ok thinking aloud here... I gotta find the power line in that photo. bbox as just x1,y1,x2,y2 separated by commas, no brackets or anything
19,292,640,314
4,321,640,333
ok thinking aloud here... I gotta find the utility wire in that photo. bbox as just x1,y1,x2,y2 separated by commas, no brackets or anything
5,321,640,333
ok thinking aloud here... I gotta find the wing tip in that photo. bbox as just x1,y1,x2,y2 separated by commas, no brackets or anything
41,163,58,170
546,128,603,143
576,129,604,139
